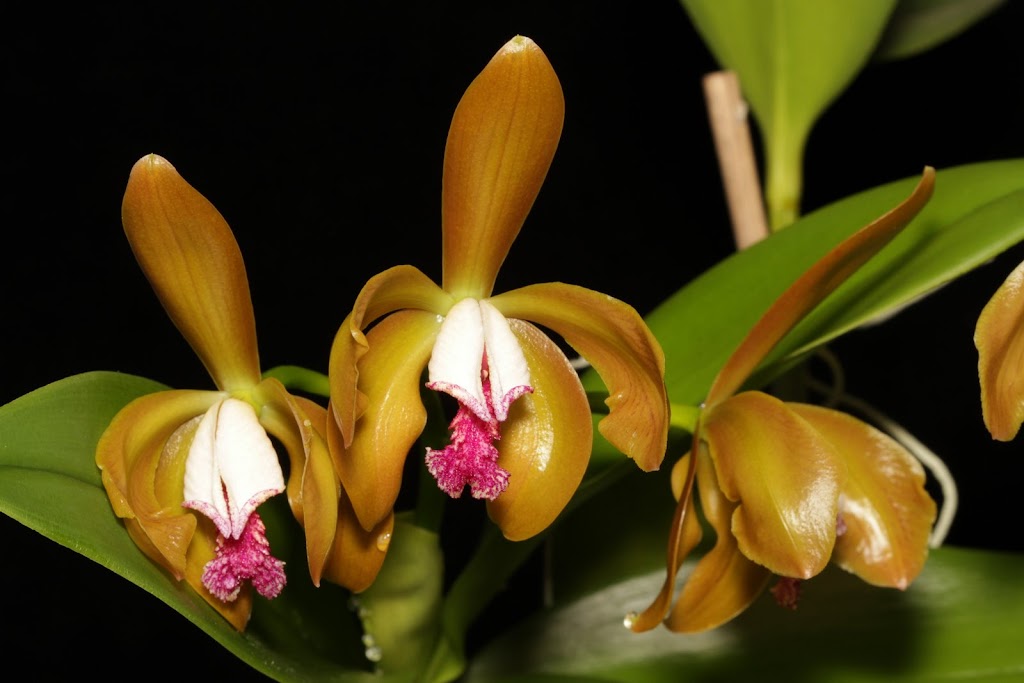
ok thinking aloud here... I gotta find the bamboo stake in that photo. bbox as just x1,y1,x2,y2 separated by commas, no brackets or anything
702,70,769,250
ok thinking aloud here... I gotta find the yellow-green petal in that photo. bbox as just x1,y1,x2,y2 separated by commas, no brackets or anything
702,391,842,579
331,309,441,531
329,265,451,447
121,154,261,392
441,36,564,299
667,447,770,633
491,282,668,471
975,258,1024,441
790,403,936,589
486,319,592,541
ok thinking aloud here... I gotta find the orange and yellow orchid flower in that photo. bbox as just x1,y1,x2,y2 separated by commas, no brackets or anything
328,36,670,541
96,154,390,630
630,168,939,633
976,257,1024,441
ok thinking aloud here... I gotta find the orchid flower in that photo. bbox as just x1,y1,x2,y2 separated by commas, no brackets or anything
976,258,1024,441
96,155,391,630
629,168,939,633
328,36,670,541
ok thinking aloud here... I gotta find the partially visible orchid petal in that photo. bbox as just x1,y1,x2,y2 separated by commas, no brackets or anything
182,397,285,540
790,403,935,588
491,282,669,471
321,489,395,593
667,447,771,633
486,319,592,540
442,36,565,299
333,310,441,531
256,380,340,587
121,154,260,392
628,449,702,633
976,258,1024,441
97,389,221,577
329,265,452,447
702,391,842,579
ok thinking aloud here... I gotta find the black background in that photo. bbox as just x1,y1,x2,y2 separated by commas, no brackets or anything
3,2,1024,678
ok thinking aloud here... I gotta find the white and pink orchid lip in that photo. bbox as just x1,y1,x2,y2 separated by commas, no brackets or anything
425,298,532,500
182,397,287,601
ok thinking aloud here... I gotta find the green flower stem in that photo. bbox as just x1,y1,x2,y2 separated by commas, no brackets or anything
669,402,700,433
261,364,331,399
765,125,806,231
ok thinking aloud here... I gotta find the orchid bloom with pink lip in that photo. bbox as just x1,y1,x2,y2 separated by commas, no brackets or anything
328,36,670,541
630,169,938,634
96,154,390,629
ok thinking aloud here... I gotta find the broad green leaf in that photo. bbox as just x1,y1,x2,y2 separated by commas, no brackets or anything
680,0,897,228
466,546,1024,682
0,372,383,682
629,159,1024,407
874,0,1007,61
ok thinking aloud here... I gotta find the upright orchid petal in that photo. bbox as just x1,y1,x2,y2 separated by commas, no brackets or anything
976,258,1024,441
121,155,260,392
442,36,565,299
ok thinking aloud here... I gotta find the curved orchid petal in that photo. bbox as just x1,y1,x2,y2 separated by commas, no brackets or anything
707,167,935,405
441,36,565,299
329,265,452,446
702,391,842,579
96,388,221,577
790,403,936,588
976,258,1024,441
332,309,441,531
667,447,770,633
486,319,592,541
256,379,342,587
121,154,260,392
629,447,703,633
491,282,669,471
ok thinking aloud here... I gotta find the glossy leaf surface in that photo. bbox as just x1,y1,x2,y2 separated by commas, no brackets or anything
469,546,1024,682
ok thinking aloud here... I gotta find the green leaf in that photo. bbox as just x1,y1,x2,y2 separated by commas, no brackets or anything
874,0,1007,61
466,546,1024,682
680,0,897,228
0,372,382,682
635,159,1024,406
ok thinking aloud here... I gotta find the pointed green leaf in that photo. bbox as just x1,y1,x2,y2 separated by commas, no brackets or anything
0,372,385,682
874,0,1007,61
680,0,897,227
